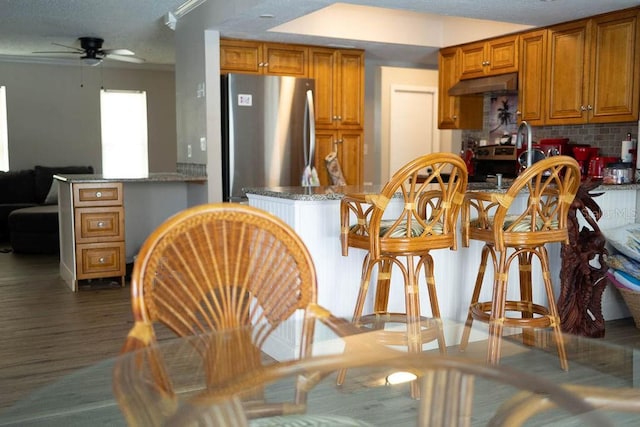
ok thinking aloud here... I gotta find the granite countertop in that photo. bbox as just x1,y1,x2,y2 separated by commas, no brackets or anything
245,181,640,201
53,172,207,183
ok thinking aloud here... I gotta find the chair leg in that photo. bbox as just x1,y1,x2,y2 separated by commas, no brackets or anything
374,259,392,313
336,255,376,386
518,252,535,347
421,254,446,354
405,255,422,399
460,245,491,351
538,246,569,371
487,250,510,365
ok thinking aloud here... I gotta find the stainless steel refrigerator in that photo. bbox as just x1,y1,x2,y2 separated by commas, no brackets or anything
221,73,317,202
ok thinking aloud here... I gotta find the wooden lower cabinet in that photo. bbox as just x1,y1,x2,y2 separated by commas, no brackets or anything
59,181,126,291
315,130,362,186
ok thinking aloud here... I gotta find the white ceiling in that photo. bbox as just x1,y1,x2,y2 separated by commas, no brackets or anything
0,0,639,67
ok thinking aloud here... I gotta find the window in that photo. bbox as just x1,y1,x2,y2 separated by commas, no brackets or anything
100,89,148,178
0,86,8,171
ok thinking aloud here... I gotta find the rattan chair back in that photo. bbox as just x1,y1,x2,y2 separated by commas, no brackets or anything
464,155,581,251
130,203,315,341
342,152,468,258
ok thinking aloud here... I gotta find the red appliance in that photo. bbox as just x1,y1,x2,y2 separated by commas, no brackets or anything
572,146,599,177
588,156,618,178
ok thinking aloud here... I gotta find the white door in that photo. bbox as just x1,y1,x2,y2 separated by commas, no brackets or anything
389,85,439,175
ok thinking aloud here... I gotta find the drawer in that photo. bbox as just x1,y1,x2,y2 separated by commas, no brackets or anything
74,207,124,243
74,182,123,207
76,242,125,279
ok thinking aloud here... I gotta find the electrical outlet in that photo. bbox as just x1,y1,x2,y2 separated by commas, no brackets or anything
200,137,206,151
187,144,192,158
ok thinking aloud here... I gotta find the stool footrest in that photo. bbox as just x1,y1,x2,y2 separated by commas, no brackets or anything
470,301,555,329
356,312,442,347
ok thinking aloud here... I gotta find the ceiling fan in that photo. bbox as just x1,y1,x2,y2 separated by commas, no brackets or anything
33,37,145,66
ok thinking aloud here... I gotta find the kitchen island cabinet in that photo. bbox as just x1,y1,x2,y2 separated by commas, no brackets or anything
55,174,205,291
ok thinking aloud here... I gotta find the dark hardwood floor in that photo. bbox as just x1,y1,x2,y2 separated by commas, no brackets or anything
1,244,639,411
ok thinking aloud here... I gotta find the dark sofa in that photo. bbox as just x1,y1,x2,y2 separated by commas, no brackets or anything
0,165,93,253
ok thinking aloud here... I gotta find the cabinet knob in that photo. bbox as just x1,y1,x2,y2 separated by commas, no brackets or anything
98,257,105,264
263,62,269,67
95,191,102,198
97,221,105,228
580,105,587,111
452,115,458,119
337,116,342,121
258,62,264,67
587,104,593,111
516,110,522,116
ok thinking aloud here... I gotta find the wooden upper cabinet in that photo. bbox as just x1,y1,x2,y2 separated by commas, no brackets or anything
309,48,364,129
220,39,308,76
547,9,639,124
459,34,519,79
438,46,483,130
546,20,593,124
518,29,548,125
589,9,640,123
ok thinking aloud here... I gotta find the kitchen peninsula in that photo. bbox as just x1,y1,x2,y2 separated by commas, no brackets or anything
247,183,637,335
54,173,206,291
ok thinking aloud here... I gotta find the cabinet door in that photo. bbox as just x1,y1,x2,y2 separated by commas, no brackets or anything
438,47,460,129
339,131,363,186
546,20,590,124
459,35,518,79
337,50,364,128
589,9,640,123
314,130,362,186
309,48,336,127
263,43,308,76
220,40,262,74
459,41,486,79
486,35,519,75
518,29,547,125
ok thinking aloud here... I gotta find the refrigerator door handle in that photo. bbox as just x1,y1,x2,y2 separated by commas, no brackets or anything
302,89,319,186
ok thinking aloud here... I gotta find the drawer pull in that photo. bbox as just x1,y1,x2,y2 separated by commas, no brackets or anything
95,191,102,198
97,221,105,228
99,257,105,264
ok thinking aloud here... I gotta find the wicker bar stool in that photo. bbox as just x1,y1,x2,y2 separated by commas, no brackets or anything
459,156,581,369
336,153,468,398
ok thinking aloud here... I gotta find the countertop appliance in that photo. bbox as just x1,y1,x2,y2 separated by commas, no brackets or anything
473,144,518,178
221,73,315,202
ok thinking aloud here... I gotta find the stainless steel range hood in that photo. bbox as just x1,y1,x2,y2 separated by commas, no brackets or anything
448,73,518,96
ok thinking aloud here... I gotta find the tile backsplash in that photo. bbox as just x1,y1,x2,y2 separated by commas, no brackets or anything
462,95,638,158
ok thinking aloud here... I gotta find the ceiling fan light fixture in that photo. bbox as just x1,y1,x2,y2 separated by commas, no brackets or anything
81,56,102,66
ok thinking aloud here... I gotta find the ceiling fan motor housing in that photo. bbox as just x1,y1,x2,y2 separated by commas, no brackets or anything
79,37,104,59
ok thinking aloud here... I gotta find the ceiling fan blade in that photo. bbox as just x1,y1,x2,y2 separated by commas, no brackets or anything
51,42,84,52
102,48,135,56
104,53,145,64
32,50,78,54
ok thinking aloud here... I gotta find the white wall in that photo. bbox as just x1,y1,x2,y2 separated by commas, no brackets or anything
364,64,461,184
174,1,263,203
0,61,176,172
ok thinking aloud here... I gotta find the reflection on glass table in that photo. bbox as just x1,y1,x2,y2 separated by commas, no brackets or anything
0,320,639,426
